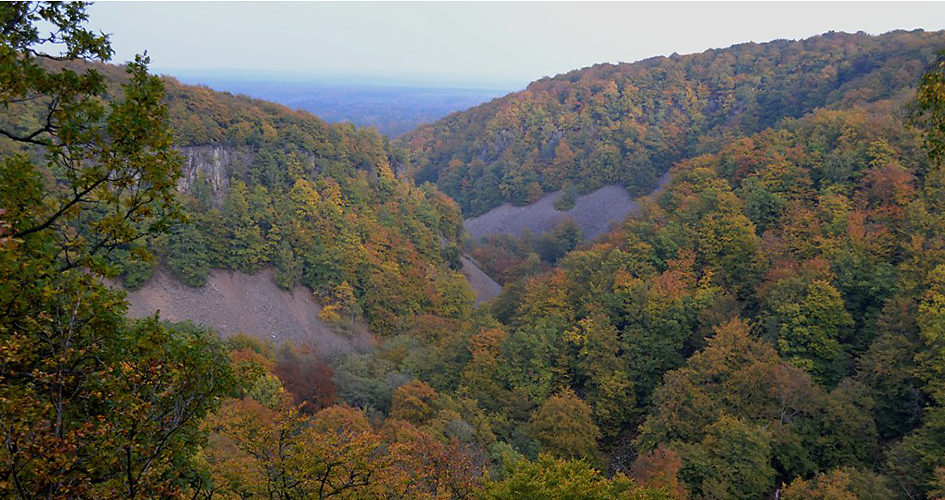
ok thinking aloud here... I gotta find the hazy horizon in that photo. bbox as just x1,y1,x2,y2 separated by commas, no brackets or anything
165,69,522,92
88,2,945,89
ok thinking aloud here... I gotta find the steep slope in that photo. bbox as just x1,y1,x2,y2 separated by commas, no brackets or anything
471,101,945,492
459,255,502,304
123,268,371,354
465,172,670,242
404,30,945,216
96,66,478,337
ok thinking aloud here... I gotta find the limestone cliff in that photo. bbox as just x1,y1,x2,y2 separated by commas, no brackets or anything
176,145,252,203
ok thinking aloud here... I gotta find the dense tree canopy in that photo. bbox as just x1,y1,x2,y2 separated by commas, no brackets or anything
80,53,475,337
383,46,945,499
6,3,945,499
0,3,235,497
405,30,945,216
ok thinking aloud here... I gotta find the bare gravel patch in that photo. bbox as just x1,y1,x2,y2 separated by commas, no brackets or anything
122,267,371,355
465,173,671,242
460,255,502,305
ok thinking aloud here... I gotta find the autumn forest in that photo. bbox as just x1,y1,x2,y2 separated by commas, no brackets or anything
3,2,945,499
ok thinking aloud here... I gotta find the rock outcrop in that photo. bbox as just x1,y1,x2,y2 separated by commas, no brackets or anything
176,145,253,203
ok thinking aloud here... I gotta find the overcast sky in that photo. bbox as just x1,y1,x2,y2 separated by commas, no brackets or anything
87,2,945,89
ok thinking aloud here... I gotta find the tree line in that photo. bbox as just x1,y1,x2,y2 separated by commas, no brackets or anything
4,2,945,499
404,29,945,216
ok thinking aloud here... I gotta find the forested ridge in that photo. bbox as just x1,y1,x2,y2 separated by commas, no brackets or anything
28,49,475,337
157,75,475,336
405,29,945,216
4,2,945,499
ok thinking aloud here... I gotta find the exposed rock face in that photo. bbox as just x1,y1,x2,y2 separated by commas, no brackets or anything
123,267,371,355
176,145,254,203
154,144,496,331
464,172,671,242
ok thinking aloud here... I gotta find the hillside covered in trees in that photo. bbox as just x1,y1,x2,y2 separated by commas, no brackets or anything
405,29,945,216
42,56,476,337
160,75,478,336
4,2,945,499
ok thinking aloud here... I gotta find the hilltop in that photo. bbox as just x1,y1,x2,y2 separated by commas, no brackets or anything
46,60,483,337
6,6,945,497
405,30,945,216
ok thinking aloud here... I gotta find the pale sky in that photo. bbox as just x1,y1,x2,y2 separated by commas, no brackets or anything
87,2,945,89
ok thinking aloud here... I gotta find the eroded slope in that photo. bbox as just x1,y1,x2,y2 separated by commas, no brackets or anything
123,268,371,354
465,172,670,242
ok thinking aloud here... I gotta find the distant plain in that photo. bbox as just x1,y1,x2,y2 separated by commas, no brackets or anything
170,75,512,137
